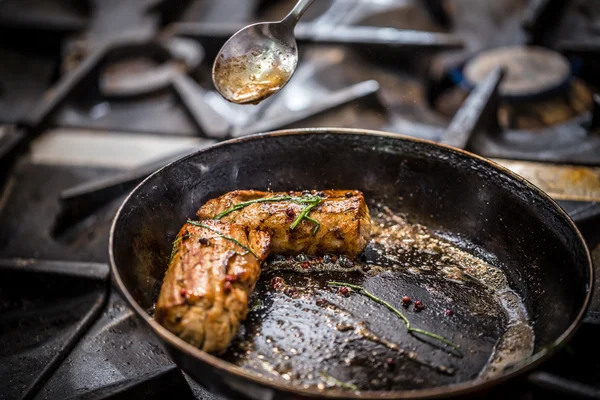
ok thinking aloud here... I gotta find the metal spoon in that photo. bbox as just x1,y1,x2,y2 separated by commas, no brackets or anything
212,0,315,105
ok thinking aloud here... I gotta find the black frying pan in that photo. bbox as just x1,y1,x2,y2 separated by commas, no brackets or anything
109,128,592,399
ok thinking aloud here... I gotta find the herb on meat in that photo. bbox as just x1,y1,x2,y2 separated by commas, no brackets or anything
169,233,203,263
213,194,322,235
327,282,461,355
186,220,257,257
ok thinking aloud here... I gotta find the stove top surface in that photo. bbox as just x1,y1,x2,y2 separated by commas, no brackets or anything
1,1,600,399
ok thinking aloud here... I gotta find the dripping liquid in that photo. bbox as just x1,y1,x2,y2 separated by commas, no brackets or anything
213,48,294,105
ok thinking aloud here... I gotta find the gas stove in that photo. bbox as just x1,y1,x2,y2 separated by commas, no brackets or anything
1,1,600,399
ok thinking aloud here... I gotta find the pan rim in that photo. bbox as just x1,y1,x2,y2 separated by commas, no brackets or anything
109,127,593,399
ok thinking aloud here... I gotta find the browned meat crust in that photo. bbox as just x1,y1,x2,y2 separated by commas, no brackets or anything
197,190,371,257
155,220,270,354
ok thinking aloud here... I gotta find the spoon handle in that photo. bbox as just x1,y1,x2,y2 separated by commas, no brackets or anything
281,0,316,27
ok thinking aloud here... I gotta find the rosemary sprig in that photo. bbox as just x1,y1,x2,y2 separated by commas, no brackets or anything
213,194,322,235
214,195,298,219
290,201,321,234
320,371,359,391
327,282,461,355
186,220,257,258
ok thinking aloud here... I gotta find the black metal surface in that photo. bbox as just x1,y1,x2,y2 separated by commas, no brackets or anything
176,0,260,24
521,0,566,45
527,324,600,399
0,127,27,189
1,1,600,399
558,41,600,60
0,0,89,33
171,74,231,139
33,292,186,400
61,366,198,400
0,259,108,400
440,68,504,149
53,145,212,237
559,201,600,225
223,266,505,391
529,372,600,399
0,160,121,262
110,129,591,400
0,47,57,124
99,37,204,99
174,22,464,53
422,0,451,29
22,37,176,137
469,119,600,165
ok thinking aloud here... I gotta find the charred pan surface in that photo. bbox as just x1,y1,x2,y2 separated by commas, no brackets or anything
155,220,270,354
197,190,371,258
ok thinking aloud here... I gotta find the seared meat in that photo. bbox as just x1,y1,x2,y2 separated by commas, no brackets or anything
197,190,371,258
155,220,270,354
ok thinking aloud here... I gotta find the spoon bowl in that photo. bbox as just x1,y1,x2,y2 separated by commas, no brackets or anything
212,0,315,105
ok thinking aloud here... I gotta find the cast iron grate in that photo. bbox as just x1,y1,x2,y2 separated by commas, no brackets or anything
1,1,600,399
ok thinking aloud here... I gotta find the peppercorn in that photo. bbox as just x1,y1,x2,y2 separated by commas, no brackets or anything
301,261,310,269
338,287,350,296
180,288,188,297
384,358,396,369
445,309,453,316
285,208,295,219
225,275,236,282
198,237,209,245
224,281,232,292
316,298,328,307
402,296,411,305
414,300,424,311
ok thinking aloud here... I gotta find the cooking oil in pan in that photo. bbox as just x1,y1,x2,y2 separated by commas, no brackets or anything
220,203,534,391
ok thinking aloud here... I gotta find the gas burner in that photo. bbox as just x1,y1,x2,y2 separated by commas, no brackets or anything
463,45,571,99
432,45,595,131
98,37,204,98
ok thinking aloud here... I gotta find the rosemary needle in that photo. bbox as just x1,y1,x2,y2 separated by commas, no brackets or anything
327,281,462,355
186,220,257,257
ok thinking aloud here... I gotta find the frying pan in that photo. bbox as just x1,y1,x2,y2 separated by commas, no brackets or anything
109,128,592,399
